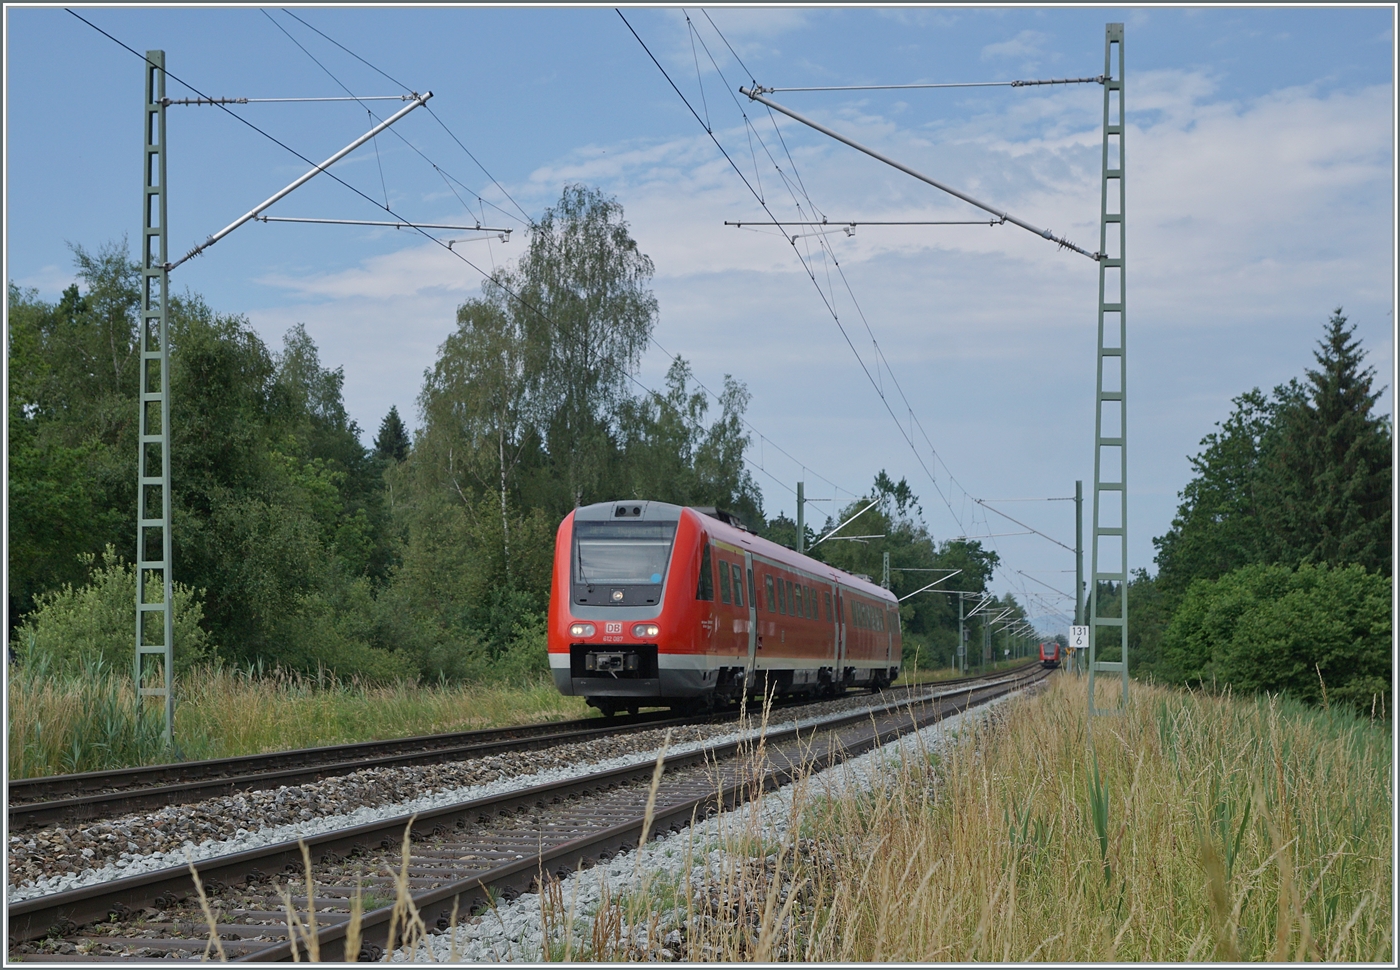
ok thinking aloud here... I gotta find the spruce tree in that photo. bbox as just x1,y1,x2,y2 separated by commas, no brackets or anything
1267,309,1391,574
374,405,410,463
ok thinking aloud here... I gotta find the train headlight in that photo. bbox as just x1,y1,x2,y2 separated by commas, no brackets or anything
632,623,660,638
569,622,596,638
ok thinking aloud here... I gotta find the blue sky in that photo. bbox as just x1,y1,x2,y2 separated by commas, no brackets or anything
5,6,1395,632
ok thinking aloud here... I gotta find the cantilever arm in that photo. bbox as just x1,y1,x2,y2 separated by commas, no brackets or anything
168,91,432,270
740,87,1099,262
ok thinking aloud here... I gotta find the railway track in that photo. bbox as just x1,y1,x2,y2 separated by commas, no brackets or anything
8,663,1034,831
8,665,1047,962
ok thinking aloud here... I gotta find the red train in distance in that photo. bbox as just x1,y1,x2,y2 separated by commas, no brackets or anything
547,501,902,715
1039,641,1062,669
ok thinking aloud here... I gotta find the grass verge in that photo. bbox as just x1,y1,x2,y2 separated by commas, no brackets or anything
7,661,590,779
539,674,1392,962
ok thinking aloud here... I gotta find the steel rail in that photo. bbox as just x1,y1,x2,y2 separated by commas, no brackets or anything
9,664,1033,830
7,666,1045,952
270,668,1049,963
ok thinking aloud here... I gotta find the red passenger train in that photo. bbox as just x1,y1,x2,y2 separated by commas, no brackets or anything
1039,641,1062,669
547,501,902,715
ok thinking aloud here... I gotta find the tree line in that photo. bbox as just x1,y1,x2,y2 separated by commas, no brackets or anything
1111,309,1391,713
9,184,1017,683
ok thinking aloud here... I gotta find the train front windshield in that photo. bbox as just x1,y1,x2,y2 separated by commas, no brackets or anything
573,520,678,586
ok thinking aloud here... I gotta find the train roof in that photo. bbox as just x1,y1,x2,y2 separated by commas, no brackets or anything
568,500,896,604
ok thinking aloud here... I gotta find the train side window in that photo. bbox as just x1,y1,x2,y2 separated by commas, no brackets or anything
733,565,744,607
776,576,786,615
747,567,756,607
696,543,714,601
786,580,794,616
794,585,803,619
719,560,732,604
806,586,815,619
824,591,832,621
765,574,776,612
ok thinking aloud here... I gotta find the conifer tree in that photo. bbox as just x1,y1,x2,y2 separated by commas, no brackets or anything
1266,309,1391,574
374,405,410,463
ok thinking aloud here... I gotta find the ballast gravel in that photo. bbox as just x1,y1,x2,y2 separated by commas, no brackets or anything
7,682,1001,902
393,694,1017,963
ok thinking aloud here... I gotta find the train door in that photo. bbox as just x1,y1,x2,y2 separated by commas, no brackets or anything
835,588,846,668
744,552,757,676
886,607,893,663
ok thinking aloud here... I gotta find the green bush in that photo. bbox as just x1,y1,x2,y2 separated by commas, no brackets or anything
11,545,214,675
1160,562,1390,713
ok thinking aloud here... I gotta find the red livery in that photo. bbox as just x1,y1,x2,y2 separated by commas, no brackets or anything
548,502,902,715
1039,641,1062,669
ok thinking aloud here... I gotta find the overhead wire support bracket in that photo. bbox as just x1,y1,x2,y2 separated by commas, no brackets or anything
163,94,419,106
167,91,432,270
973,498,1076,553
810,497,881,548
749,75,1106,93
255,216,511,233
897,569,963,602
739,86,1101,261
725,219,1002,227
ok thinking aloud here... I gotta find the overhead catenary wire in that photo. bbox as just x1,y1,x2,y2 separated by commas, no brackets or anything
726,219,1003,227
621,10,969,534
694,18,990,537
973,499,1074,553
67,9,853,531
1015,569,1073,600
260,9,525,231
265,19,850,525
277,7,534,226
739,87,1100,261
691,17,1086,619
266,7,861,520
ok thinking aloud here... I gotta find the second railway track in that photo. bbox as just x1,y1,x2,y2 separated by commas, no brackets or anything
8,666,1047,961
8,663,1033,831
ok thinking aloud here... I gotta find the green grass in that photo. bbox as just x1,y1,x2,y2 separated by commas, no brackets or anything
7,660,591,779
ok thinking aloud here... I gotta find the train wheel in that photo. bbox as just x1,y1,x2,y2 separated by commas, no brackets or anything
593,699,617,717
626,704,640,716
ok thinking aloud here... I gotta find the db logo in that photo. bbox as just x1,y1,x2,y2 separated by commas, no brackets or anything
605,622,623,635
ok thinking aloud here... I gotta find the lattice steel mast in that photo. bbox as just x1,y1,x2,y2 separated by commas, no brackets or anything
1087,24,1128,716
136,51,174,739
132,51,430,741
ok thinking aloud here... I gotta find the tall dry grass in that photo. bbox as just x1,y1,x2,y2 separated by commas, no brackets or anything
7,662,590,779
549,675,1391,962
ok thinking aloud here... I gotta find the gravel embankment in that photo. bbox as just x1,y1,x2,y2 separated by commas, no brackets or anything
396,694,1015,963
7,686,976,902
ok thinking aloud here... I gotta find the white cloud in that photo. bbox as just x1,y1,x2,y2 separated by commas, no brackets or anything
255,67,1393,585
11,264,76,295
981,29,1051,63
